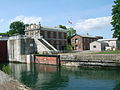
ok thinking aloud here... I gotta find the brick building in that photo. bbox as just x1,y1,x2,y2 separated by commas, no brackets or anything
71,34,103,51
25,24,67,50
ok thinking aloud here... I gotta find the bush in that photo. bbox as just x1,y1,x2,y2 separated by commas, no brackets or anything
2,65,11,75
66,44,73,51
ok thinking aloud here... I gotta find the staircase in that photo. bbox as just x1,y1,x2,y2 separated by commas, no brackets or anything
38,39,55,51
34,38,58,53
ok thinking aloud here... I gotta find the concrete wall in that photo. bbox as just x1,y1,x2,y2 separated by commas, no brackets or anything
34,38,50,53
104,41,117,48
8,35,35,63
90,42,102,51
7,35,58,63
60,54,120,67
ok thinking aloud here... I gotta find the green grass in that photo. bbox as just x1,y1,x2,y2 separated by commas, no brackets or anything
94,51,120,54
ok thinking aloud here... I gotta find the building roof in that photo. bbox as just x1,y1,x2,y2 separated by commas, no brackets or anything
71,34,96,38
79,34,96,38
25,24,67,32
0,37,9,40
41,26,67,32
93,41,107,43
98,38,117,41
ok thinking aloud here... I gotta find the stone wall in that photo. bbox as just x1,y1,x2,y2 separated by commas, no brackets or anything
60,54,120,67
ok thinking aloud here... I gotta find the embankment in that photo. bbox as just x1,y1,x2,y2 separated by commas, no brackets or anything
0,70,31,90
60,54,120,67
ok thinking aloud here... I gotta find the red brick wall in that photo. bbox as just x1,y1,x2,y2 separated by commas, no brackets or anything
71,35,98,51
71,35,83,51
0,41,8,62
47,31,51,38
59,32,62,39
64,33,67,39
53,32,57,38
35,56,57,65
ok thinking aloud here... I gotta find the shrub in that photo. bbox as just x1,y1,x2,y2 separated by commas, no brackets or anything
2,65,11,75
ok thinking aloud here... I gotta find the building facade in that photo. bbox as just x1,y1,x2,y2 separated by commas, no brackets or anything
90,38,120,51
90,41,108,51
71,34,102,51
25,24,67,50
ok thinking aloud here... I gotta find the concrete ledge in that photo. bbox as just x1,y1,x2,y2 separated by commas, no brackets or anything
60,54,120,67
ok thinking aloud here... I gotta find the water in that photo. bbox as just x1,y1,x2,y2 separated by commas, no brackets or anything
1,63,120,90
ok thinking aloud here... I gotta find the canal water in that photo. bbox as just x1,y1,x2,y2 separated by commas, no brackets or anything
1,63,120,90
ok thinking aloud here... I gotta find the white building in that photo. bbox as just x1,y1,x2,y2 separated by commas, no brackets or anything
90,38,120,51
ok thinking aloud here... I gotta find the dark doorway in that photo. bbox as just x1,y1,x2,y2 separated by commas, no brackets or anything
0,40,8,62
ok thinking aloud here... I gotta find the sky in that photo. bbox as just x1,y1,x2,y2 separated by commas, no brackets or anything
0,0,115,38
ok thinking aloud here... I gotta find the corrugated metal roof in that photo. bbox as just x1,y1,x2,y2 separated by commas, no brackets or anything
98,38,117,41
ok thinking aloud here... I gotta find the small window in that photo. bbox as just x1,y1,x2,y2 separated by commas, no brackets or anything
75,39,78,43
93,45,96,48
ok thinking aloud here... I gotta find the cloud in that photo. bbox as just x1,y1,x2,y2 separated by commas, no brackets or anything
74,16,112,32
11,15,42,24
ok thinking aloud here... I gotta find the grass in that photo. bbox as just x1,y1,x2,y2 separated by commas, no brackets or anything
94,51,120,54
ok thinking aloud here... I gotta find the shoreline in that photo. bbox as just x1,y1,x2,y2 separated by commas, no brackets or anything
0,70,31,90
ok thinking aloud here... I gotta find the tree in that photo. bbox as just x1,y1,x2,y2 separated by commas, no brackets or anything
66,44,73,51
9,21,25,35
67,28,76,44
58,25,76,44
0,33,9,35
58,25,67,29
67,28,76,37
111,0,120,40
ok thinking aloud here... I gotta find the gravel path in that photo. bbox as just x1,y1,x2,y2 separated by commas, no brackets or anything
0,70,31,90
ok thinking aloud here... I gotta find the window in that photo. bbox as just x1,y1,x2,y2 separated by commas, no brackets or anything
75,39,78,43
53,32,56,38
93,45,96,48
51,32,53,38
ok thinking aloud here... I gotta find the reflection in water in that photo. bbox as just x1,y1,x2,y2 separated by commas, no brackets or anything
8,63,120,90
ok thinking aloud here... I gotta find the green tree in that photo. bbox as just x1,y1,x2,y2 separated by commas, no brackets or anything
58,25,76,44
9,21,25,35
67,28,76,44
58,25,67,29
0,33,9,35
67,28,76,37
111,0,120,40
66,44,73,51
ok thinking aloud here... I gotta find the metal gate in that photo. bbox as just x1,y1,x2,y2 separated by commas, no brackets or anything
0,40,8,62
